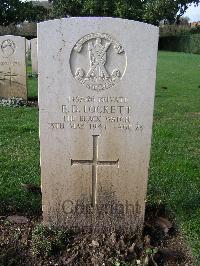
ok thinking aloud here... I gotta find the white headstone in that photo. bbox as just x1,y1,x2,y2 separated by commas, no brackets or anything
25,39,31,59
38,17,158,233
0,35,27,99
26,39,31,55
31,38,38,74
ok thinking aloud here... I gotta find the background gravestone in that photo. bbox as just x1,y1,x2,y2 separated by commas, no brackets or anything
31,38,38,74
38,17,159,233
0,35,27,99
26,39,31,58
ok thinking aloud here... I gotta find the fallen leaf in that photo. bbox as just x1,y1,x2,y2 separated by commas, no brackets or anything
7,215,29,224
128,242,136,253
91,240,99,247
63,252,78,264
108,232,116,246
144,235,151,246
156,217,172,234
160,248,185,260
118,238,125,251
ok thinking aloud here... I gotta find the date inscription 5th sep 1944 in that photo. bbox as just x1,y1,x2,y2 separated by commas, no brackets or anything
48,96,143,132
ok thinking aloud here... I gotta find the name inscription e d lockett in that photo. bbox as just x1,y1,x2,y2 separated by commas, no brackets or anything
62,104,131,115
47,95,133,131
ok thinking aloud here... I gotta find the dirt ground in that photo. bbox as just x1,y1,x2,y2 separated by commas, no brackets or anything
0,205,195,266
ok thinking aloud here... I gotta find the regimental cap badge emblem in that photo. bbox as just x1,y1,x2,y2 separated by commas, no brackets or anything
1,39,16,57
70,33,127,91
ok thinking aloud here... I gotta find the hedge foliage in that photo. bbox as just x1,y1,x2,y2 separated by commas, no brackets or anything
159,34,200,54
0,23,36,38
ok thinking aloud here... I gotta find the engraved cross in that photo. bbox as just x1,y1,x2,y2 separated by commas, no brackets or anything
71,135,119,207
4,67,18,85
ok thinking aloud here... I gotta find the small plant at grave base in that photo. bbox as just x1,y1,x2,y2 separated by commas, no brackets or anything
28,73,38,79
31,224,71,258
0,97,26,107
143,247,159,265
114,260,130,266
32,73,38,79
3,219,11,226
113,246,159,266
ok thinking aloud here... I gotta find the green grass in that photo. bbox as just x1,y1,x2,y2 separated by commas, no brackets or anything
149,51,200,263
27,74,38,99
0,61,40,215
27,59,38,99
0,51,200,262
0,107,40,214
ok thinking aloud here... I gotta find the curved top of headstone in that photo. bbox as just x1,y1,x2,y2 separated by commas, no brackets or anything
39,16,158,30
38,16,158,94
0,35,25,39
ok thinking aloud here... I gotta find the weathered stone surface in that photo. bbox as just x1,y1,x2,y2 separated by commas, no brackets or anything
0,35,27,99
38,17,159,233
31,38,38,74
